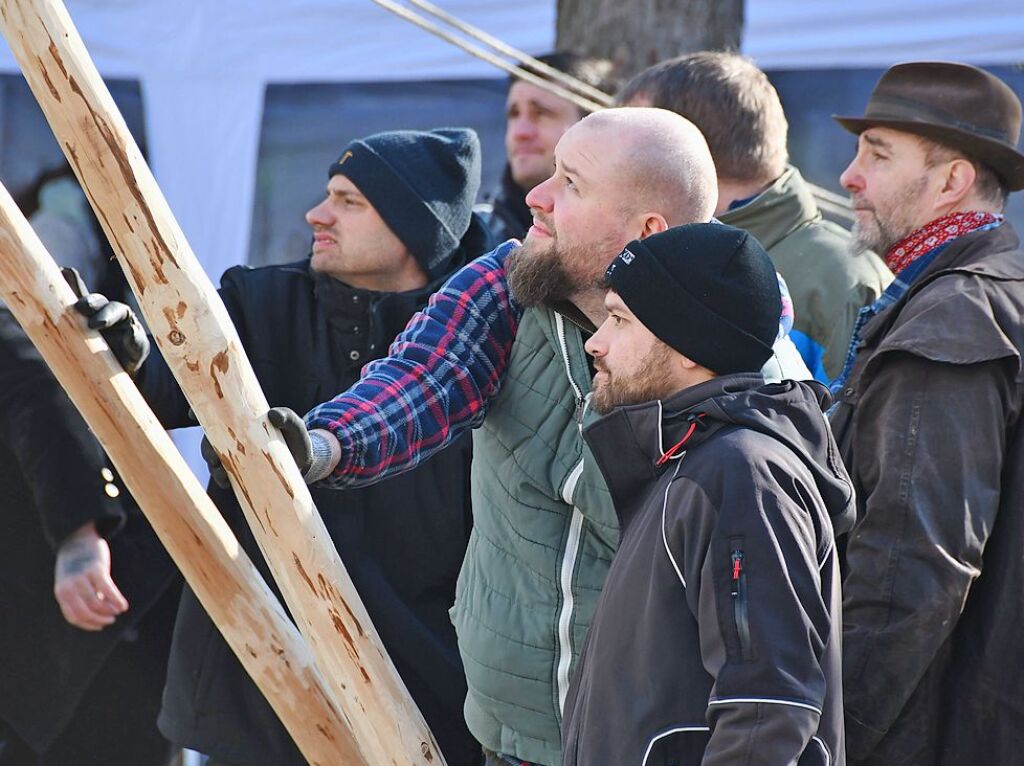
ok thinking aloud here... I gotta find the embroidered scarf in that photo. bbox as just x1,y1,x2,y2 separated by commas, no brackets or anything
885,211,1003,275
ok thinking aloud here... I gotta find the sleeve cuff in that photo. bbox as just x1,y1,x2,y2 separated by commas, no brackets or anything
305,428,341,484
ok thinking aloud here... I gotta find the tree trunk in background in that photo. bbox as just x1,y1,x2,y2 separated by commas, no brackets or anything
556,0,744,82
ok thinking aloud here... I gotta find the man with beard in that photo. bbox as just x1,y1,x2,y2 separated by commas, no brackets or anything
75,128,489,766
617,52,892,383
268,106,809,765
284,107,719,766
561,222,851,766
827,62,1024,765
477,51,617,243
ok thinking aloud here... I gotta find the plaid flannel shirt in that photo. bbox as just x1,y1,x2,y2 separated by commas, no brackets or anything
305,241,521,488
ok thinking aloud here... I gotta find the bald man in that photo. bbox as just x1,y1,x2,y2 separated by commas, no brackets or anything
273,109,786,766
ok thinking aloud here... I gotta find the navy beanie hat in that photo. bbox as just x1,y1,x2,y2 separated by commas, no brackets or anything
328,128,482,280
605,223,781,375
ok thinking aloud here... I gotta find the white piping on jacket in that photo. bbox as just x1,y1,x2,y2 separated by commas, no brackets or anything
707,697,823,716
554,312,586,715
640,726,710,766
661,460,687,590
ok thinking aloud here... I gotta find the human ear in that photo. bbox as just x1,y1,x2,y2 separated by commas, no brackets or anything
637,213,669,239
939,158,977,208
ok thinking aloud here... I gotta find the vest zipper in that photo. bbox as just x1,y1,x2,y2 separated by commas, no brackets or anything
554,312,587,716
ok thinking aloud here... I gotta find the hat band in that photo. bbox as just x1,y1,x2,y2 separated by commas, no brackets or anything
867,94,1011,142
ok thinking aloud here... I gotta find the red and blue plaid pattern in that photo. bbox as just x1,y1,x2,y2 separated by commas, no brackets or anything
305,241,522,488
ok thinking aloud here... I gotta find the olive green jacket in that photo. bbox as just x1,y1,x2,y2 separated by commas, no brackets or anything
722,166,892,381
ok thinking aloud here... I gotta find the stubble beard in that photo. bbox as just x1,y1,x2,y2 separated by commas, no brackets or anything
591,342,677,415
850,175,929,256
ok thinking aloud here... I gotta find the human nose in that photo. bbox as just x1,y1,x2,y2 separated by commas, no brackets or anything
839,154,864,194
525,175,554,214
305,198,333,227
585,321,609,358
510,114,536,141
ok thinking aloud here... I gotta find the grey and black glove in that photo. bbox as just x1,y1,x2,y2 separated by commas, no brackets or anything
63,267,149,376
201,406,328,490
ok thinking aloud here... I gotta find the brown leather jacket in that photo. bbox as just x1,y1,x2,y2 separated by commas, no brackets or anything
829,222,1024,765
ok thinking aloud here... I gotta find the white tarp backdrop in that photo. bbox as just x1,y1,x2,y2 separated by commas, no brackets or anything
0,0,1020,284
0,0,1021,477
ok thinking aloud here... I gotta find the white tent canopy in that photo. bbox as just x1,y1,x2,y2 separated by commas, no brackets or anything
0,0,1020,478
0,0,1020,282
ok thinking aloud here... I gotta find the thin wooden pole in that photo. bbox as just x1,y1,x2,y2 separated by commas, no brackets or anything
404,0,614,106
0,2,444,763
0,180,363,766
369,0,607,112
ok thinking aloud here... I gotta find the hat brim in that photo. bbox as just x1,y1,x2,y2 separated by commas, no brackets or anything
833,114,1024,191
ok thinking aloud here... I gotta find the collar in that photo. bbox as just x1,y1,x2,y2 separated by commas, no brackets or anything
583,374,764,510
884,211,1004,275
718,166,818,250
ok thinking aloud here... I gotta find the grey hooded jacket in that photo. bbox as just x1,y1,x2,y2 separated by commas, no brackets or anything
562,375,855,766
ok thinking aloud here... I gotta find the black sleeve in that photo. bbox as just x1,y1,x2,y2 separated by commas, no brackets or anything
0,311,125,547
133,269,251,429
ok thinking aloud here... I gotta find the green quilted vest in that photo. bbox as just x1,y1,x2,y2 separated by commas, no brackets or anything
452,306,617,765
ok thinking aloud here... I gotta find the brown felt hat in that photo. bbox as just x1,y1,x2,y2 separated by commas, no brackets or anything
834,61,1024,191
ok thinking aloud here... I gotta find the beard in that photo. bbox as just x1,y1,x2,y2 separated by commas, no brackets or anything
507,215,616,308
506,236,578,308
850,175,928,256
591,341,677,415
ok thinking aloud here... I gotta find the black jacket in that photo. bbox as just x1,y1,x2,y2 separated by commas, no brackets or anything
563,375,854,766
477,165,532,244
151,218,491,765
830,222,1024,765
0,309,178,753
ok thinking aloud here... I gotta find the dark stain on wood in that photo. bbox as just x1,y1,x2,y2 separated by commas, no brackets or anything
293,553,318,595
35,55,61,101
263,449,296,499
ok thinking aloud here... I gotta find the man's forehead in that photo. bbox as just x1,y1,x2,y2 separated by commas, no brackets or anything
507,80,577,112
859,126,915,151
604,289,631,314
328,174,362,195
556,121,617,172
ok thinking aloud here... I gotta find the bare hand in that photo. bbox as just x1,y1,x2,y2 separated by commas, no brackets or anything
54,522,129,631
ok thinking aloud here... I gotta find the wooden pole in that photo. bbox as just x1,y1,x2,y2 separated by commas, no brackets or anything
0,180,363,766
0,2,444,763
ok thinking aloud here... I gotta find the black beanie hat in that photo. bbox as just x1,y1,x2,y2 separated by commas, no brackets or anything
604,223,781,375
328,128,481,280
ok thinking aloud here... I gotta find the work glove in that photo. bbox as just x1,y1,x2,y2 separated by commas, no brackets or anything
201,406,315,489
64,267,150,376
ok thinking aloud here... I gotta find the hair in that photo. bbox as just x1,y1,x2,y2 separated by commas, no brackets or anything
616,51,789,184
510,51,620,117
920,138,1010,210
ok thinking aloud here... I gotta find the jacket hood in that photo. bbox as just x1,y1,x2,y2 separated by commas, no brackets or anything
585,373,855,534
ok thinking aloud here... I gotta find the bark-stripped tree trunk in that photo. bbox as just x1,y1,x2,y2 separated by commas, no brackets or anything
556,0,744,80
0,2,444,764
0,182,361,766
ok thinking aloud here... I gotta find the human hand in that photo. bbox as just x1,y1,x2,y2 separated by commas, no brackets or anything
53,521,129,631
200,407,315,490
63,267,150,376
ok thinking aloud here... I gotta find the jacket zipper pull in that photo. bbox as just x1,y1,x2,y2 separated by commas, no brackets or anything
730,550,744,597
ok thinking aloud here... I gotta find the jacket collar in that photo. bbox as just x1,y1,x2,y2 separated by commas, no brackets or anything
911,220,1023,287
718,166,817,250
583,374,763,511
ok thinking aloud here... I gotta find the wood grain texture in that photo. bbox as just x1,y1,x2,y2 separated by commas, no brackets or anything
0,1,444,763
0,180,362,766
